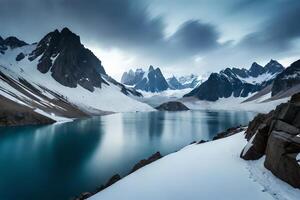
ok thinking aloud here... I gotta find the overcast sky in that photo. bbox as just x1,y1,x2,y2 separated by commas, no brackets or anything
1,0,300,80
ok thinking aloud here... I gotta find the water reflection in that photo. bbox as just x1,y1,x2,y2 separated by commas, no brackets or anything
0,110,256,200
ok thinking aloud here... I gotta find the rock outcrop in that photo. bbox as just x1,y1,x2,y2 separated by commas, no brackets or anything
156,101,190,111
0,95,55,126
130,152,162,173
241,93,300,188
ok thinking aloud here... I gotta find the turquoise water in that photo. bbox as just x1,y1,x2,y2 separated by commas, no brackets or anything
0,110,256,200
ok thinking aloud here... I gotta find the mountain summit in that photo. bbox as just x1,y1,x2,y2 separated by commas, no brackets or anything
0,27,153,123
184,60,284,101
121,66,169,92
28,27,107,92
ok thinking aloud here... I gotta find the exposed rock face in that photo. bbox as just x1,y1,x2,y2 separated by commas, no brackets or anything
135,66,169,92
1,36,28,49
156,101,189,111
103,75,143,97
264,131,300,188
0,36,28,54
15,53,25,61
28,28,107,92
121,68,144,86
241,92,300,188
0,95,55,126
121,66,169,92
240,124,270,160
272,59,300,96
167,76,184,90
248,62,266,77
184,60,284,101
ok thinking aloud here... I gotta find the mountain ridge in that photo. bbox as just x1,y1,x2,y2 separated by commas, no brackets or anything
0,28,153,125
184,60,284,101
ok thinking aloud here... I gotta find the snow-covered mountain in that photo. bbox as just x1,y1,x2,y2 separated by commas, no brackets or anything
272,59,300,97
184,60,284,101
0,28,153,124
121,68,145,86
121,66,169,92
167,76,184,90
178,74,208,88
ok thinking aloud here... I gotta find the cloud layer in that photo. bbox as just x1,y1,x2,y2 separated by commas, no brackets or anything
1,0,300,78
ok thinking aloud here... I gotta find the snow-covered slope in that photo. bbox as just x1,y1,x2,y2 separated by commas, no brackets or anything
89,132,300,200
0,30,153,122
182,93,289,114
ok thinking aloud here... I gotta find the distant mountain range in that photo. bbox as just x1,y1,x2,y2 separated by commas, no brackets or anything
121,68,205,92
0,28,152,125
2,27,300,126
168,74,206,89
184,60,285,101
121,66,169,92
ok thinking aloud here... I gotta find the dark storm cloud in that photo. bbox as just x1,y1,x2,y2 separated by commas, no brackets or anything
0,0,220,59
238,0,300,52
169,20,220,52
0,0,164,46
232,0,270,10
1,0,300,75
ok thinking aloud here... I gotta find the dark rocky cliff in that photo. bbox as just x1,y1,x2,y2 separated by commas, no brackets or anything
241,93,300,188
272,60,300,96
28,28,107,92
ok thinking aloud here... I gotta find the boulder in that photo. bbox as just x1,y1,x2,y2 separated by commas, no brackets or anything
270,120,300,135
264,131,300,188
241,92,300,189
241,124,269,160
245,113,270,140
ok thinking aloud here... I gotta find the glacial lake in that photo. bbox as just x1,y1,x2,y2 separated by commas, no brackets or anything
0,110,256,200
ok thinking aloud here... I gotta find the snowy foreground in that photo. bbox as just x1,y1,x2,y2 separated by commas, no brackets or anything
89,132,300,200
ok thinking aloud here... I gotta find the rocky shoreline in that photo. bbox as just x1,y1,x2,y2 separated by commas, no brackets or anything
74,152,163,200
75,94,300,199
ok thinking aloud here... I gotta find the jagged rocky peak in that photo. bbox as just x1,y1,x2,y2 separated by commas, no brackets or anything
264,59,284,74
167,76,184,90
28,27,107,92
248,62,265,77
1,36,28,49
149,65,155,71
272,59,300,96
134,65,169,92
0,35,28,54
122,66,169,92
121,68,145,85
231,67,248,78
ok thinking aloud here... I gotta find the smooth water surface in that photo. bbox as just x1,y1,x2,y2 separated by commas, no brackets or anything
0,110,256,200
